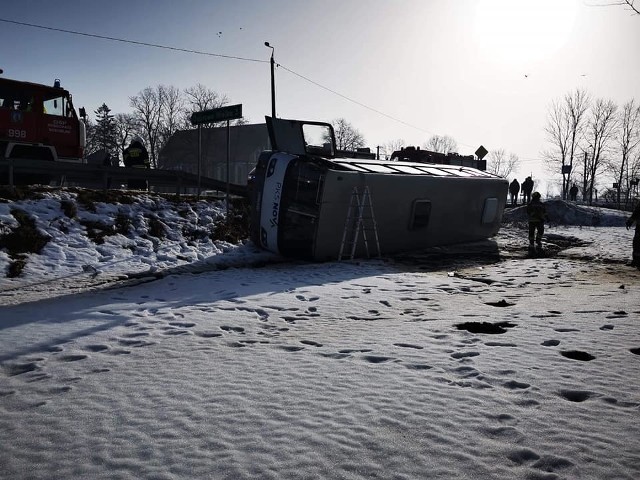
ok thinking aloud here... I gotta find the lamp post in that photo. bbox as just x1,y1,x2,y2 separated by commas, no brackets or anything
264,41,276,118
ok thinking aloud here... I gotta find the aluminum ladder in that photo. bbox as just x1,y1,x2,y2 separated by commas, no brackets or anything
338,186,381,261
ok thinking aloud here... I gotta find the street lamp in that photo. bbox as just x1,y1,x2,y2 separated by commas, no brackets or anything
264,41,276,118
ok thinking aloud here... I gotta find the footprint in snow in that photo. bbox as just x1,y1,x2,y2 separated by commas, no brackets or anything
502,380,530,390
560,350,595,361
220,325,245,333
121,332,151,338
456,321,516,334
161,329,191,336
195,331,223,338
404,363,432,370
451,351,480,359
279,345,305,352
3,362,40,376
362,355,394,364
49,385,73,395
58,354,87,362
557,389,596,403
393,343,423,350
117,338,154,347
83,344,110,352
485,299,515,307
168,321,195,328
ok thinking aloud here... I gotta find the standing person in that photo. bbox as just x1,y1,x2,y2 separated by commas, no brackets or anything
625,202,640,268
509,179,520,207
522,176,534,204
123,136,150,190
526,191,548,251
569,183,579,201
103,152,114,189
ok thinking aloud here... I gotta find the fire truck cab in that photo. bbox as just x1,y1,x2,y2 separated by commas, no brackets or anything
0,76,86,165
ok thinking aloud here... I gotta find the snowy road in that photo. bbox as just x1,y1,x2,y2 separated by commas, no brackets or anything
1,225,639,479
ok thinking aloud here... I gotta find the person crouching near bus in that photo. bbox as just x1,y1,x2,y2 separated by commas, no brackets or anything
625,201,640,269
526,192,548,250
124,136,150,190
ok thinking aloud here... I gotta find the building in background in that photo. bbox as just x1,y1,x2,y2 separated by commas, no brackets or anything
159,123,271,186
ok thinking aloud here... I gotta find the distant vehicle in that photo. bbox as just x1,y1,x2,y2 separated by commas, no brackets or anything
248,117,508,261
0,75,86,183
390,146,486,171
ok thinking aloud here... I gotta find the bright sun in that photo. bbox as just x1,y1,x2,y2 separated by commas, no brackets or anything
473,0,578,68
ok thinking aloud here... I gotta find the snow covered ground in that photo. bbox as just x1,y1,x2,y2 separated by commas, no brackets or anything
1,191,639,479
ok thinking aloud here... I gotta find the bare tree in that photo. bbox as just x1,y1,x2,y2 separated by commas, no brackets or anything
159,85,185,150
383,139,406,159
130,86,162,168
423,134,458,154
486,148,520,178
610,100,640,207
583,98,619,203
624,0,640,14
114,113,137,165
83,115,100,157
602,0,640,15
332,118,365,151
624,0,640,13
543,89,590,199
183,83,230,129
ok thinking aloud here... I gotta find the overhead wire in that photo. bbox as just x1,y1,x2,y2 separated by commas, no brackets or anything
277,63,436,137
0,16,543,162
0,17,267,64
0,16,439,138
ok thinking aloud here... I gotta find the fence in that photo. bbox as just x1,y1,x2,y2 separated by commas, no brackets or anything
0,159,248,197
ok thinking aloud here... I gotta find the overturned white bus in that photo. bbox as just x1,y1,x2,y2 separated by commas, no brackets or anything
249,117,508,261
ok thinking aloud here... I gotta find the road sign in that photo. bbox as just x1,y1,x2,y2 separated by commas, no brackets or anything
190,104,242,125
475,145,488,160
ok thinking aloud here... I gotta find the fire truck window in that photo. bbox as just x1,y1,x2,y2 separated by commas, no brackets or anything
0,87,17,109
19,98,33,111
43,96,66,116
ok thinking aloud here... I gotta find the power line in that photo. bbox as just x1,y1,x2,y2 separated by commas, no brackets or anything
277,63,437,137
1,17,546,159
0,17,440,138
0,17,268,64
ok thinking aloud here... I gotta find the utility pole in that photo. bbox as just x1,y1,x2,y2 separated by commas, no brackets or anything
265,42,276,118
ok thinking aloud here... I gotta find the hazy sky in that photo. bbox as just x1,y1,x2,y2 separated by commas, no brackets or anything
1,0,639,191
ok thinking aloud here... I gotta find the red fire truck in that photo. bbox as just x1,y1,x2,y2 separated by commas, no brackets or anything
1,75,86,171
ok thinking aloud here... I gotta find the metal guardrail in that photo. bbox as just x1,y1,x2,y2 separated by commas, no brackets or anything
0,158,248,197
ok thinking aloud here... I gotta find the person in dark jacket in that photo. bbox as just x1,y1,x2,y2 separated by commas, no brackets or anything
625,202,640,268
526,191,548,249
123,136,150,190
509,179,520,207
522,176,534,204
569,183,579,201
